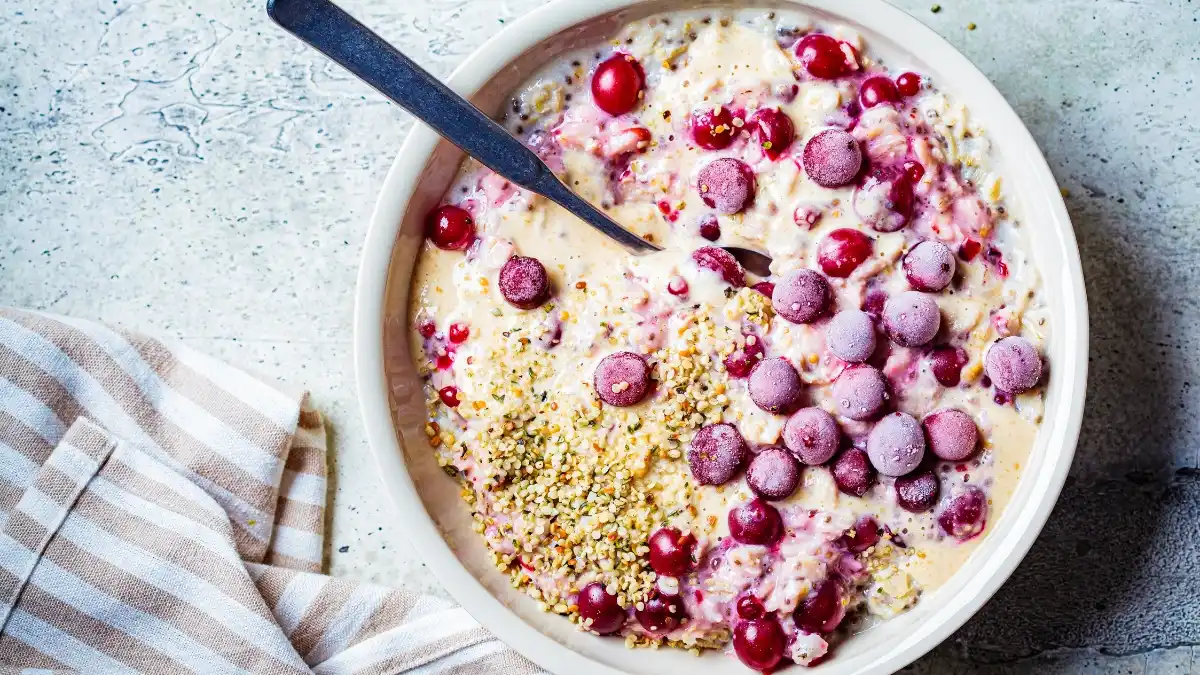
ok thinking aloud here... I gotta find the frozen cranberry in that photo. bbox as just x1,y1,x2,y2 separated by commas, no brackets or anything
772,269,830,324
724,335,765,378
784,407,841,465
438,386,460,407
577,582,626,634
838,515,880,553
748,357,803,414
692,246,746,287
928,345,968,386
817,228,874,278
448,323,470,344
752,281,775,298
859,76,899,108
698,214,721,241
895,71,921,97
690,105,735,150
737,594,765,620
826,309,877,363
425,205,475,250
688,423,748,485
904,241,956,292
833,448,876,497
796,33,856,79
884,291,941,347
938,487,989,540
803,129,863,188
647,527,696,577
795,581,843,634
593,352,650,407
591,54,643,116
984,336,1043,394
832,365,888,421
749,108,795,159
697,157,756,214
855,168,914,232
499,256,551,309
418,320,437,338
895,469,940,512
867,412,926,476
746,447,801,500
667,276,689,297
733,617,787,672
729,499,783,546
924,409,979,461
635,592,686,636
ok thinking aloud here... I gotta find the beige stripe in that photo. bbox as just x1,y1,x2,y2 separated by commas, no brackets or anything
26,466,77,512
0,566,23,613
0,484,21,522
0,343,85,441
262,549,322,574
104,455,231,534
0,410,55,468
69,489,276,623
252,565,294,611
3,511,49,556
131,336,294,459
17,583,173,673
284,443,326,478
289,578,357,658
272,499,323,534
39,538,307,674
57,421,115,463
298,408,322,431
348,590,420,647
0,634,71,671
7,313,280,517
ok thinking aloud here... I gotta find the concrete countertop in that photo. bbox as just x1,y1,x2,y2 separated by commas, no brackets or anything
2,0,1197,671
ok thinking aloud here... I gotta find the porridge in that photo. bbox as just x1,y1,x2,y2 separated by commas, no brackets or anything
403,8,1048,671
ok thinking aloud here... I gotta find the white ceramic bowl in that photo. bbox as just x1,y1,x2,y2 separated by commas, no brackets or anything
354,2,1089,673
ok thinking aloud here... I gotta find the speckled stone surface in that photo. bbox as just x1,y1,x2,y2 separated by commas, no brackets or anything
2,0,1198,671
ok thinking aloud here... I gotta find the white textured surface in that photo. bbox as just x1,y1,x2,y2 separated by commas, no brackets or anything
2,0,1198,672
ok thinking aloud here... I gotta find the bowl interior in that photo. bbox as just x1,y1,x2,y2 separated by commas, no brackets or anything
366,1,1087,673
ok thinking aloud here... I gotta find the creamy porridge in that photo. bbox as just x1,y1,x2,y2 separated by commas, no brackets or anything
403,8,1048,671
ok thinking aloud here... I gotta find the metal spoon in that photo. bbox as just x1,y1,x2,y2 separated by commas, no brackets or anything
266,0,774,277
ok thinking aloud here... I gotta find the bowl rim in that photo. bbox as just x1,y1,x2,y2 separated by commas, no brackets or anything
353,1,1089,673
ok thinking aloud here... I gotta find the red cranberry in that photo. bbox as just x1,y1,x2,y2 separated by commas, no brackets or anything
591,54,644,116
736,595,764,620
435,351,454,370
448,323,469,344
795,581,843,634
818,228,874,278
938,487,989,540
903,160,925,183
895,72,921,97
698,214,722,241
859,76,899,108
838,515,881,553
862,287,888,321
425,205,475,251
438,386,460,407
577,582,626,634
752,281,775,298
796,33,856,79
690,105,736,150
647,527,696,577
692,246,746,287
749,108,795,159
833,448,876,497
728,499,783,546
418,320,437,338
498,256,551,309
959,238,983,261
928,345,968,386
667,276,689,297
733,617,787,672
895,469,940,512
635,592,686,636
724,335,765,378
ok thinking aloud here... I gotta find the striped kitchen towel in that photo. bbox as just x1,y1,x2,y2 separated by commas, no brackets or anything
0,308,542,675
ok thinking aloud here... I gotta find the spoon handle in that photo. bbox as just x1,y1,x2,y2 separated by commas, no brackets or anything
267,0,659,253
